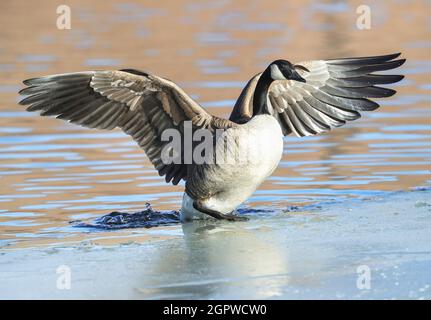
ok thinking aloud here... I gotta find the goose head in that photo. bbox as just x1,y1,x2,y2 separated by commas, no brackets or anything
268,60,308,83
252,60,310,116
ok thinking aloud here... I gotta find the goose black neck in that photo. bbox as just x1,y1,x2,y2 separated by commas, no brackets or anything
253,68,274,116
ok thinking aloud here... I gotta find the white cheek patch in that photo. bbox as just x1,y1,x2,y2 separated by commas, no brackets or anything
270,64,286,80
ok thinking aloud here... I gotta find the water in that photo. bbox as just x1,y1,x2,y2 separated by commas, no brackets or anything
72,203,181,229
1,189,431,299
0,0,430,299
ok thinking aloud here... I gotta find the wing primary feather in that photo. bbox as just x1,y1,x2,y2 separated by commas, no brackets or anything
320,84,396,98
302,96,360,121
297,100,343,129
60,98,106,121
334,59,406,77
23,73,92,86
280,112,301,137
290,102,327,133
326,74,404,87
312,90,379,111
326,53,401,66
284,105,314,136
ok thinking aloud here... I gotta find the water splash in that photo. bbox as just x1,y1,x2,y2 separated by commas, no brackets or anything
71,204,266,230
71,203,180,229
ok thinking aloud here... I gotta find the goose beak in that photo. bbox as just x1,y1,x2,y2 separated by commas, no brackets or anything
290,69,306,83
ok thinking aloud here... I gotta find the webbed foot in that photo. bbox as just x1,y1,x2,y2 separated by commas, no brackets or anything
193,200,249,221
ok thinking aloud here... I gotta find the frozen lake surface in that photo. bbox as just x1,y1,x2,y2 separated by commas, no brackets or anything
1,188,431,299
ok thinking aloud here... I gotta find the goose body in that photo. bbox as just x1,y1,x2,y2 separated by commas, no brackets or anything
181,114,283,221
18,53,406,221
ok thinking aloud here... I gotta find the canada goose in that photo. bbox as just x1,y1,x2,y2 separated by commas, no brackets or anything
19,53,405,222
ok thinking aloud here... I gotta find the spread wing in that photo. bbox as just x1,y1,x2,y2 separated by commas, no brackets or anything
19,69,236,185
231,53,405,136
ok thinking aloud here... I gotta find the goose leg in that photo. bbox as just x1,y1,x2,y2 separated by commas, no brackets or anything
193,200,249,221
